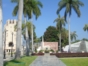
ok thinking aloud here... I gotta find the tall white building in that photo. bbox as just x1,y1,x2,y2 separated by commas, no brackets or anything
3,19,17,54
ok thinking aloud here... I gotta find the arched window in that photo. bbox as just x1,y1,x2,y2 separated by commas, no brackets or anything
8,42,14,47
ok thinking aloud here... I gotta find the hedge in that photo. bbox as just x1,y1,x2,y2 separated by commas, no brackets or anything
50,53,88,57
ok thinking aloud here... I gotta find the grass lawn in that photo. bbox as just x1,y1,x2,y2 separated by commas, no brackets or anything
60,58,88,66
4,56,37,66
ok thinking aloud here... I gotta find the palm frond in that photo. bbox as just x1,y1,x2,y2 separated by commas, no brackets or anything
66,3,70,15
77,0,84,6
72,5,81,17
11,0,18,3
83,24,88,32
70,31,78,41
12,5,18,16
54,15,66,33
37,1,43,8
33,6,41,19
57,1,66,14
64,10,67,22
12,0,43,20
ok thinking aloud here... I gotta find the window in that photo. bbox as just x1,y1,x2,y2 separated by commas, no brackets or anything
9,49,10,52
7,49,8,52
13,20,14,24
10,20,11,24
8,42,14,47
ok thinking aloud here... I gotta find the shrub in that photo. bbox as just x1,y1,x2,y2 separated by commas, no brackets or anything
39,50,44,53
50,49,54,53
35,48,37,53
56,53,88,58
56,50,58,53
31,53,44,56
45,50,49,53
50,53,56,55
45,48,49,53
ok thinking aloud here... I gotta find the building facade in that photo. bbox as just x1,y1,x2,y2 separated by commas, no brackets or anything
43,42,58,51
3,19,17,54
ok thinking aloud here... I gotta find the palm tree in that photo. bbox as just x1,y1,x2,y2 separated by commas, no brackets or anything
0,0,3,65
12,0,43,53
27,0,43,53
83,24,88,32
15,21,33,40
22,22,36,52
14,0,23,59
12,0,30,56
54,15,65,52
61,28,68,47
22,22,31,39
57,0,84,52
15,21,36,54
71,31,78,42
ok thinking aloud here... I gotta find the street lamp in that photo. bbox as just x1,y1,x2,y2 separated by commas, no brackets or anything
4,29,8,59
11,32,13,57
31,22,33,52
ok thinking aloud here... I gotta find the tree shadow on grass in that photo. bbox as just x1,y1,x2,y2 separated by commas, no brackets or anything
4,60,22,66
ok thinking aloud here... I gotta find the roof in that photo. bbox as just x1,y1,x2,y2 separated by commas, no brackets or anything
63,41,88,53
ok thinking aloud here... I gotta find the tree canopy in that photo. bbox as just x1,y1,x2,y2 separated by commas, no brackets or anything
44,26,58,42
11,0,43,19
57,0,84,21
83,24,88,32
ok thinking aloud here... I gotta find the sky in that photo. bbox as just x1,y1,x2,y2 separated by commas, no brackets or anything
2,0,88,40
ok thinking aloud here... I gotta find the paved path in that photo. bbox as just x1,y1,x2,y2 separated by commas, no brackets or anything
29,54,66,66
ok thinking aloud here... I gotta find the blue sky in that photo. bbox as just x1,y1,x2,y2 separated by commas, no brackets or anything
2,0,88,40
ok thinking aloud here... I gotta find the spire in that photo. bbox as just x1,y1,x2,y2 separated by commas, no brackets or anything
42,36,44,50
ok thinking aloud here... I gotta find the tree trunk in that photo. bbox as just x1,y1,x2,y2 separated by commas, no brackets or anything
15,0,23,59
25,18,29,56
42,36,44,50
59,33,61,52
31,21,34,53
0,0,3,66
30,11,34,53
68,16,71,52
4,29,7,59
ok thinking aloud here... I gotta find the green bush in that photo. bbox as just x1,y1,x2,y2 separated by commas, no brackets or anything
39,50,44,53
50,49,54,53
56,50,58,53
45,48,49,53
45,50,49,53
35,48,37,53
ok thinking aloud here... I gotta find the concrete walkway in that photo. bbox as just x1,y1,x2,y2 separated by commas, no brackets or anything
29,54,66,66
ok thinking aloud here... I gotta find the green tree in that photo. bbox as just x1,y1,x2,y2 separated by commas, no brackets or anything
27,0,43,52
57,0,84,51
71,31,78,42
12,0,43,54
22,22,36,42
0,0,3,65
44,26,58,42
11,0,43,19
82,38,88,41
12,0,31,56
83,24,88,32
72,39,80,43
15,0,23,59
54,15,65,52
15,21,37,45
61,28,68,47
